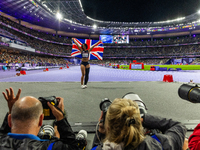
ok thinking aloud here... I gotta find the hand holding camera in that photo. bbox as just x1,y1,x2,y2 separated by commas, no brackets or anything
38,96,65,120
47,97,64,121
98,111,106,134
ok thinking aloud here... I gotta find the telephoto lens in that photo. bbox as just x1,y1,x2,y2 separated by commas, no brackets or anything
178,84,200,103
76,130,87,150
99,98,112,124
122,92,147,117
99,98,112,113
38,125,55,140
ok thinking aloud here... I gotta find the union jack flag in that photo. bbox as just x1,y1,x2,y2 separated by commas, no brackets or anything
71,38,104,60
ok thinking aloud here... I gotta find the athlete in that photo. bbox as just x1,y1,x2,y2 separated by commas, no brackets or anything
72,38,102,89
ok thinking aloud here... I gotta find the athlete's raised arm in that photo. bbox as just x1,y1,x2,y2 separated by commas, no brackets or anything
72,38,82,52
88,40,102,53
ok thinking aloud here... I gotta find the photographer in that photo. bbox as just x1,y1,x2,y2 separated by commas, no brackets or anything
178,83,200,150
92,98,187,150
188,123,200,149
0,87,78,150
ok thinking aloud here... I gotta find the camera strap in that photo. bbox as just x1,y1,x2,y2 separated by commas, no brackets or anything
151,135,163,150
47,142,55,150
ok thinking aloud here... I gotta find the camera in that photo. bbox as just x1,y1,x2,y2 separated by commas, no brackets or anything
99,98,112,124
178,84,200,103
122,92,148,118
122,92,162,136
38,96,58,120
99,93,148,124
38,124,58,140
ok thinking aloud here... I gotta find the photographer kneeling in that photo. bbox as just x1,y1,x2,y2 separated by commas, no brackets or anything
0,87,78,150
92,98,187,150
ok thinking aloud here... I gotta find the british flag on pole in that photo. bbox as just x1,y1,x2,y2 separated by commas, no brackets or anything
71,38,104,60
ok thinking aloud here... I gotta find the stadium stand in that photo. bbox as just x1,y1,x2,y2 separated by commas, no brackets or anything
1,14,200,65
0,15,72,44
0,50,69,66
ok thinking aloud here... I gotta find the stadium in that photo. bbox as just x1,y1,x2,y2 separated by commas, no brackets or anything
0,0,200,149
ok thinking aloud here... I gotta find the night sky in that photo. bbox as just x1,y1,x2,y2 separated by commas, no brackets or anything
81,0,200,22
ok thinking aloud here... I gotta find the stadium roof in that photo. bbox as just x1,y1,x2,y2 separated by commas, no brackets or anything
82,0,199,22
0,0,200,35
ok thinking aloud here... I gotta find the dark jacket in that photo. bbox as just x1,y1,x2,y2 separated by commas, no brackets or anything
93,114,187,150
0,113,78,150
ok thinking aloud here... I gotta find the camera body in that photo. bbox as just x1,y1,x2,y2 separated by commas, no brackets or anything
38,96,58,120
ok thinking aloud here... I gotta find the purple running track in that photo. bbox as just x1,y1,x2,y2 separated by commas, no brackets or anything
0,65,200,83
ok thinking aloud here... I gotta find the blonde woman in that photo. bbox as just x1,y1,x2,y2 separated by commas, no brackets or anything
92,98,187,150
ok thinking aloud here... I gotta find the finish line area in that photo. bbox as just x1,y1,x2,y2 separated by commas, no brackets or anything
0,65,200,149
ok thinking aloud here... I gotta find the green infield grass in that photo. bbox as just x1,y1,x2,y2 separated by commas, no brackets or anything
119,65,200,70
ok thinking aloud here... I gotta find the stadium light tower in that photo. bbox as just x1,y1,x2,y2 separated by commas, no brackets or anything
56,12,62,20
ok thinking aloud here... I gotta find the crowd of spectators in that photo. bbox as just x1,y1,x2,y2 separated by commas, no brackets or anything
1,14,200,64
0,15,72,44
1,23,200,64
105,35,200,46
90,58,169,65
136,59,169,64
2,23,200,58
0,50,68,66
1,14,200,49
0,28,25,43
0,24,72,55
103,44,200,57
193,58,200,63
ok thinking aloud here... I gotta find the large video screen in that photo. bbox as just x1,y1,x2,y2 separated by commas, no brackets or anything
100,35,129,44
113,35,129,43
99,35,113,43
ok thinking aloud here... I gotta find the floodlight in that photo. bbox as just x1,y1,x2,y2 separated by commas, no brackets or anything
93,24,97,29
56,12,62,20
198,10,200,14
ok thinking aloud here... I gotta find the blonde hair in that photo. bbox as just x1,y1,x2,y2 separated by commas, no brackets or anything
104,98,144,149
